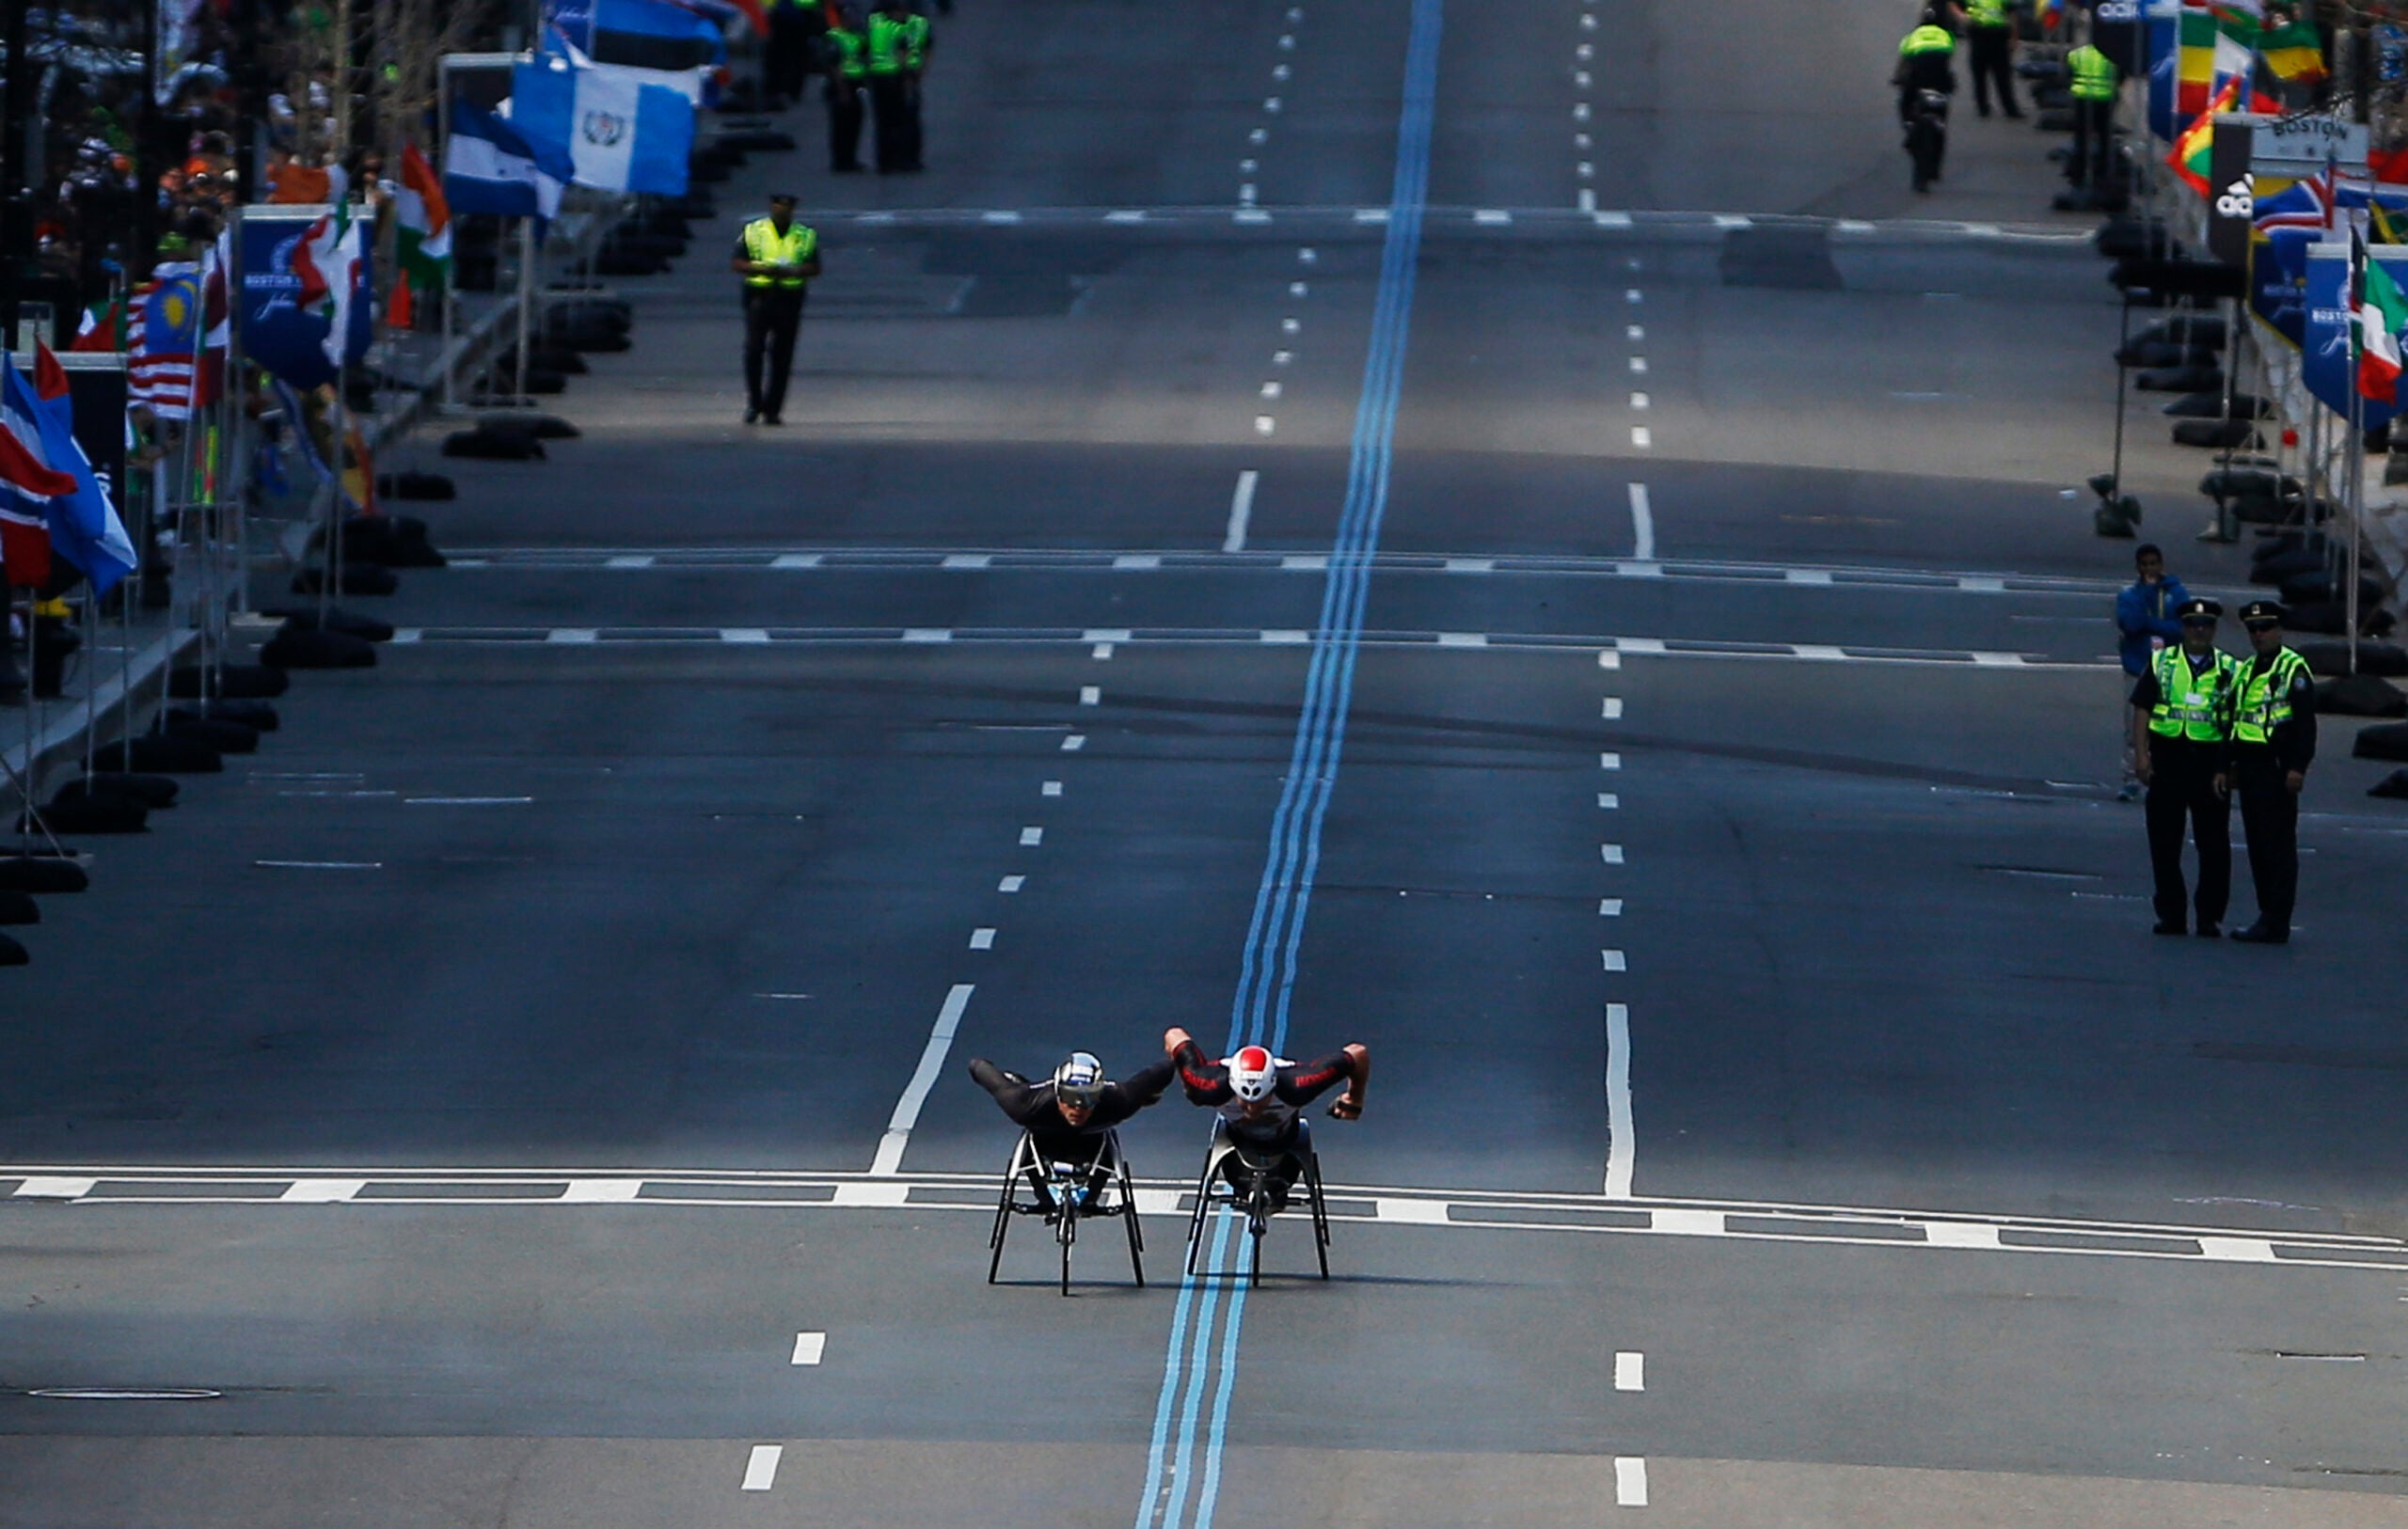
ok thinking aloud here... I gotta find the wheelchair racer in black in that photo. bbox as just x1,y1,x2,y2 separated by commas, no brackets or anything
1164,1027,1370,1210
969,1050,1173,1210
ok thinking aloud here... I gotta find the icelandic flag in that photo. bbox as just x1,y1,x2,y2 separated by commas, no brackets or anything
444,102,573,226
2,347,135,595
513,48,695,195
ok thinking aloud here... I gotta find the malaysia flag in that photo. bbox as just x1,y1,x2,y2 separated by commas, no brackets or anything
128,257,204,418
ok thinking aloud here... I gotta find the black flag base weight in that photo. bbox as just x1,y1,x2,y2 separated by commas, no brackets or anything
0,857,88,893
0,930,26,966
0,889,37,923
56,774,178,810
169,664,290,701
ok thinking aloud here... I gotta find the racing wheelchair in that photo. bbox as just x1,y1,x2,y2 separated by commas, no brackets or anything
988,1127,1145,1295
1181,1114,1332,1285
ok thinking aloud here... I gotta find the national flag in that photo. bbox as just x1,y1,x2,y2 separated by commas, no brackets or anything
2251,168,2333,232
2353,231,2408,403
195,226,230,410
6,346,135,595
128,258,202,418
575,0,726,72
70,293,132,352
2167,74,2239,195
0,355,81,590
2036,0,2064,29
2372,198,2407,247
395,143,452,298
2177,4,2257,118
292,203,373,371
268,159,348,207
513,47,697,195
2256,16,2326,84
444,102,573,226
538,24,708,104
669,0,767,36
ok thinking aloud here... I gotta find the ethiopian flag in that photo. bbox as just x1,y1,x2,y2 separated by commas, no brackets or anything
2168,74,2238,196
2355,233,2407,404
2178,3,2257,117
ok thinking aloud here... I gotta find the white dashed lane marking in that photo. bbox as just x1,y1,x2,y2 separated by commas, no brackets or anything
741,1445,783,1491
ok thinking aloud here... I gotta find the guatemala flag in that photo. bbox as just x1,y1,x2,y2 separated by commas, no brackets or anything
3,347,135,595
512,47,695,196
445,102,574,226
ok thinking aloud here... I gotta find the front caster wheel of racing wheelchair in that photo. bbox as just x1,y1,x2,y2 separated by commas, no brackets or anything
1182,1116,1331,1285
988,1127,1145,1295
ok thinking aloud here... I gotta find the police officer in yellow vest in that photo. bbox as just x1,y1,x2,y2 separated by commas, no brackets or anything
1964,0,2021,118
899,3,932,172
730,194,821,425
1895,11,1957,123
2066,30,2119,188
2130,598,2242,936
2226,600,2316,943
823,5,868,173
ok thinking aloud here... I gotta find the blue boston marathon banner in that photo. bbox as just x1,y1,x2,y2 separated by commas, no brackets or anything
233,209,371,392
2303,242,2403,429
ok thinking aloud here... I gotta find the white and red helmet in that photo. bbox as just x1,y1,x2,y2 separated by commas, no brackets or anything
1225,1045,1278,1102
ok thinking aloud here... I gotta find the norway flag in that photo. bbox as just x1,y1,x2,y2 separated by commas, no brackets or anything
1,346,135,595
0,355,78,589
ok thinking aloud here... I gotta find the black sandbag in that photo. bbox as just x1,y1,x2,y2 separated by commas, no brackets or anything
605,231,686,259
443,426,547,461
2289,601,2398,638
2173,419,2258,449
2130,314,2226,348
2313,674,2408,717
0,857,88,892
484,366,567,395
476,412,580,440
685,157,730,183
175,700,278,732
290,564,401,597
2354,720,2408,760
2369,767,2408,797
668,193,716,219
0,889,34,924
0,931,24,965
119,733,223,773
341,516,448,569
549,326,631,354
169,662,290,700
2278,570,2387,609
378,470,458,500
2250,549,2326,585
637,213,692,239
260,625,377,670
160,713,260,753
2202,467,2294,498
22,798,146,834
2139,365,2226,392
594,249,671,276
56,773,177,809
2293,639,2408,677
2163,391,2270,419
547,298,632,330
262,606,395,642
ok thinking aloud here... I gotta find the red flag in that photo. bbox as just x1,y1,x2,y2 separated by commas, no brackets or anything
0,370,77,587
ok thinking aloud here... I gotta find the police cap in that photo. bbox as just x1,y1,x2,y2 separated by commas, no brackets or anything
2175,597,2223,622
768,192,798,207
2239,599,2285,626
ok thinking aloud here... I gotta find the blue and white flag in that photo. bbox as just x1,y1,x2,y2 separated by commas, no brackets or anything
512,47,695,195
443,102,573,224
4,347,135,595
547,0,725,72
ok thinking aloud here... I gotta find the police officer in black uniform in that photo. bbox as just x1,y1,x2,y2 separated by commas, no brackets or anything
2130,597,2242,936
2226,600,2316,943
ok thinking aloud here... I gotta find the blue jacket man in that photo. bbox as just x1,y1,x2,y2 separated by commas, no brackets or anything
2116,544,2190,676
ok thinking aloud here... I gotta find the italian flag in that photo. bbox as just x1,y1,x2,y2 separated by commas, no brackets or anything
2167,75,2238,196
2355,233,2408,404
394,143,452,296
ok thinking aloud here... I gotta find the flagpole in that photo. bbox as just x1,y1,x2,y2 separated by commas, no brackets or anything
515,214,535,403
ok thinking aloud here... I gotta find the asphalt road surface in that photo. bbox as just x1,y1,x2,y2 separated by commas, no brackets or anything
7,1,2407,1524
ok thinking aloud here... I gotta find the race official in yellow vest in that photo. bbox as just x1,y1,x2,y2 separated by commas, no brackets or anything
2226,601,2317,943
824,7,869,173
2065,34,2119,188
1964,0,2021,118
2130,598,2241,936
730,195,822,426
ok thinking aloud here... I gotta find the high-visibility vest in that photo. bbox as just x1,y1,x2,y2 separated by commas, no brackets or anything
2232,647,2310,746
2148,645,2240,743
902,12,929,68
1900,24,1956,55
1967,0,2009,27
741,217,817,289
2067,44,2117,100
828,25,865,78
867,12,908,73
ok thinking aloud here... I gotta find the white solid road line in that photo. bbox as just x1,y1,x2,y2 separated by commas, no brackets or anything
1615,1456,1649,1507
1605,1002,1635,1198
741,1445,783,1491
1626,483,1654,560
868,984,976,1177
1225,470,1259,554
791,1332,827,1365
1615,1351,1645,1392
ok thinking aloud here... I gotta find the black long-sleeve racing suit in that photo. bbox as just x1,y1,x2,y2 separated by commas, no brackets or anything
969,1056,1173,1206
